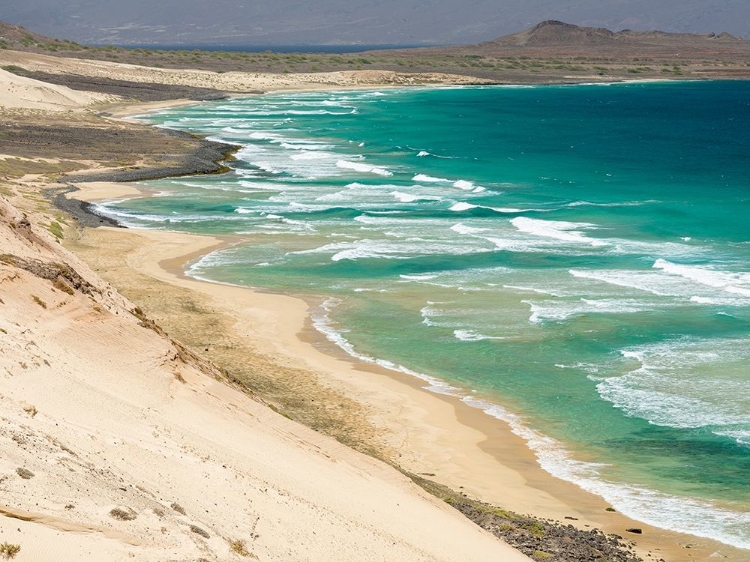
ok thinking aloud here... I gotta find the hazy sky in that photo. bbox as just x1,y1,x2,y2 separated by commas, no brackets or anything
2,0,749,45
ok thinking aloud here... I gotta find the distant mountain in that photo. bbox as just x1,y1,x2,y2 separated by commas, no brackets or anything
488,20,743,48
1,0,749,46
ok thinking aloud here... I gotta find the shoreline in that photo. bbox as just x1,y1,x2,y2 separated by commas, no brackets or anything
59,84,749,559
64,177,742,562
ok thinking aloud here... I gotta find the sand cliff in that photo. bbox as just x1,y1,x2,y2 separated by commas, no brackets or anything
0,182,529,560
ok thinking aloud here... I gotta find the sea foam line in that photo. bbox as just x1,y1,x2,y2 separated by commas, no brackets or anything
310,297,750,550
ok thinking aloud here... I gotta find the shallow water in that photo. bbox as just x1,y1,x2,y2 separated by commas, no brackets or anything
112,82,750,548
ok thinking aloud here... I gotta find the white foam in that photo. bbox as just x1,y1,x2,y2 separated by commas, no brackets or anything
654,259,750,298
399,273,438,281
248,131,282,141
450,223,485,235
567,199,658,208
280,142,335,150
290,237,487,262
569,269,676,297
413,173,450,183
584,337,750,460
461,391,750,549
597,374,747,430
512,217,607,247
524,298,652,323
314,306,750,549
391,191,442,203
453,329,506,342
289,151,335,161
451,202,524,213
419,304,455,327
417,150,430,157
308,298,750,551
336,159,393,176
502,285,566,297
450,202,477,212
453,180,474,190
311,298,456,393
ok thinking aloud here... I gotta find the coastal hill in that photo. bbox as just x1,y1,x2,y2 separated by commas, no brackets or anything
434,20,750,60
2,18,750,84
487,19,742,48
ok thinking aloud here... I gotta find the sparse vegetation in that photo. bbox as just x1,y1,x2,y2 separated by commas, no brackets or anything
190,524,210,538
170,502,186,515
32,295,47,308
229,539,251,556
0,543,20,560
16,467,34,479
47,220,64,239
109,507,137,521
53,277,74,295
23,404,38,417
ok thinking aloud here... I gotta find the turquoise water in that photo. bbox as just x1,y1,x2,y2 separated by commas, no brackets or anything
112,82,750,548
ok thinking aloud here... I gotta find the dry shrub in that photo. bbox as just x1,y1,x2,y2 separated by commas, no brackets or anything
109,507,137,521
15,468,34,480
170,502,186,515
229,539,251,557
0,543,21,559
190,525,210,538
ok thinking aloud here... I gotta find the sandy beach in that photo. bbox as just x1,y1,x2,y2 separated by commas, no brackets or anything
1,48,747,561
62,178,742,562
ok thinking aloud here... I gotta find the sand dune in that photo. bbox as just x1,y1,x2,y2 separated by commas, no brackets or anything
0,67,115,110
0,190,530,561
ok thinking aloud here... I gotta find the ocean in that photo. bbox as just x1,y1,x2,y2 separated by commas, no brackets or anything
109,81,750,548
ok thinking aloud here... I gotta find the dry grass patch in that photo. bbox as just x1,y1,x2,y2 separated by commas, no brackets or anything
109,507,137,521
53,277,74,295
15,468,34,479
189,524,210,538
170,502,186,515
0,543,21,560
229,539,251,557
